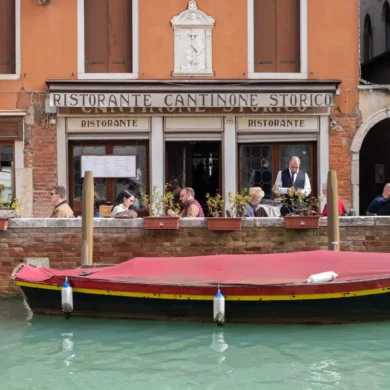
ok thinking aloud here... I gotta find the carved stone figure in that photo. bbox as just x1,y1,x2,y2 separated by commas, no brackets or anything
171,0,215,76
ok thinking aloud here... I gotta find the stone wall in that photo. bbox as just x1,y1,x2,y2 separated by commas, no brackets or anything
2,217,390,295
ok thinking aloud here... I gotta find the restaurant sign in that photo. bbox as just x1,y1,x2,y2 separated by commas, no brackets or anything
237,117,318,131
67,117,149,132
49,92,334,108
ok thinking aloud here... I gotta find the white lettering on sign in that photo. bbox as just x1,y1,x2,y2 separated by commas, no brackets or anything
67,117,149,132
50,92,334,108
237,117,319,132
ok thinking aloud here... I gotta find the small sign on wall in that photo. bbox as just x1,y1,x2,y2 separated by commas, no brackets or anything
375,163,385,184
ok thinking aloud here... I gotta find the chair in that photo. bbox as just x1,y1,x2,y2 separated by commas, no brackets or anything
99,205,113,218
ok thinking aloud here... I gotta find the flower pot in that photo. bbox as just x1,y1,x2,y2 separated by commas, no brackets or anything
144,216,180,230
0,218,9,231
207,217,242,231
284,215,320,229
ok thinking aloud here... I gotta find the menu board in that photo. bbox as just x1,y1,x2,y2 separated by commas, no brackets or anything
81,155,136,178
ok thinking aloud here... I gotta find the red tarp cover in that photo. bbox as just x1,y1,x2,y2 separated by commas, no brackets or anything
15,251,390,286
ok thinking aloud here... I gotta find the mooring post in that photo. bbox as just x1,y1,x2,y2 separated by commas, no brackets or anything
327,170,340,251
81,171,94,265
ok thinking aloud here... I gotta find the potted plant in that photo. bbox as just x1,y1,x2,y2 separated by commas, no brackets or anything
274,186,322,229
0,191,21,231
142,185,181,230
206,190,250,231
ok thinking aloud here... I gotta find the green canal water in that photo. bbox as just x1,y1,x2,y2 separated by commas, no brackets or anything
1,298,390,390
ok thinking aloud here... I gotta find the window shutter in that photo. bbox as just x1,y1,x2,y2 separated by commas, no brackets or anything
276,0,300,73
254,0,277,73
84,0,109,73
108,0,133,73
0,0,15,74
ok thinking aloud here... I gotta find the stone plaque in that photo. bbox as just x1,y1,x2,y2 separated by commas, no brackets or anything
171,0,215,76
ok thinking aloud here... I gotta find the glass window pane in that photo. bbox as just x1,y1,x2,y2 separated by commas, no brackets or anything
73,146,105,200
0,146,13,203
113,145,147,210
240,144,273,199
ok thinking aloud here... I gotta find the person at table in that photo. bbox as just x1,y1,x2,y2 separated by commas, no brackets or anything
50,186,74,218
367,183,390,215
244,187,265,217
320,184,347,216
168,187,205,218
111,190,138,218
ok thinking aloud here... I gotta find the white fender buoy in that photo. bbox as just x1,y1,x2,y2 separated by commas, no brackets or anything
306,271,338,283
61,277,73,317
213,286,225,326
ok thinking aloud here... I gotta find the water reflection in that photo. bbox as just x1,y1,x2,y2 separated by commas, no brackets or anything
307,358,341,388
62,332,75,367
210,330,228,365
210,330,228,353
3,299,390,389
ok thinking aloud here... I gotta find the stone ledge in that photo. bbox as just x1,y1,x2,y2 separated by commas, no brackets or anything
7,216,390,229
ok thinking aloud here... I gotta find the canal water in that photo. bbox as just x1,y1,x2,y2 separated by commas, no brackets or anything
1,297,390,389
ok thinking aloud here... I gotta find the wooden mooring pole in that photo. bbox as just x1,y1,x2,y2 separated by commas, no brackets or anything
327,170,340,251
81,171,94,265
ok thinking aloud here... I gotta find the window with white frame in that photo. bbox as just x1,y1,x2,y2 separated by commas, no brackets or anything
0,0,20,78
78,0,138,79
248,0,307,78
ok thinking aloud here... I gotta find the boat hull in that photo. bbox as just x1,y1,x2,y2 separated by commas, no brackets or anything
18,283,390,324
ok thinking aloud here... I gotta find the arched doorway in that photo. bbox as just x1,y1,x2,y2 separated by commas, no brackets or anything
359,118,390,213
351,108,390,215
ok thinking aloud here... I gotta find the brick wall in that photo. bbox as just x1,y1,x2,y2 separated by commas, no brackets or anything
31,123,57,217
1,217,390,295
329,111,361,210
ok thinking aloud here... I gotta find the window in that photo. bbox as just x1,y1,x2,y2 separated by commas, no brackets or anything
69,141,148,216
0,144,14,202
0,0,20,78
78,0,138,79
363,15,372,62
239,142,316,198
384,1,390,51
248,0,307,79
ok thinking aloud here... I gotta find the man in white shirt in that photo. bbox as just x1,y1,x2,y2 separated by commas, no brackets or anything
275,156,311,197
275,156,311,216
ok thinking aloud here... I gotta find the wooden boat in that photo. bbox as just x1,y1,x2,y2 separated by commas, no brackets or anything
12,250,390,324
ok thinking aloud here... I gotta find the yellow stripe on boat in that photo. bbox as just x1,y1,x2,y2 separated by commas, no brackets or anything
14,281,390,301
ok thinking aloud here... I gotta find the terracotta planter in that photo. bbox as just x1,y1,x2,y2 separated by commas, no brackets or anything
284,215,320,229
0,218,9,231
207,217,242,231
144,216,180,230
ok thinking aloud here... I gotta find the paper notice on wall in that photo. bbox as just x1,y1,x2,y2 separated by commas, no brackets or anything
81,155,136,178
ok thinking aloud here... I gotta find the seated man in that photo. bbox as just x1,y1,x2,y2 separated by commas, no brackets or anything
168,187,204,218
367,183,390,214
377,198,390,216
50,186,74,218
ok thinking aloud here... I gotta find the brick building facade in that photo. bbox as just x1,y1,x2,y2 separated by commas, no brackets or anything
0,0,360,216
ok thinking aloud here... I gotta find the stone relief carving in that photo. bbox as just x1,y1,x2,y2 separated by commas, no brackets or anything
171,1,215,76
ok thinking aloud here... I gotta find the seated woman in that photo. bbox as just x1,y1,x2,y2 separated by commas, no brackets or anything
320,184,347,216
244,187,265,217
111,190,138,219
